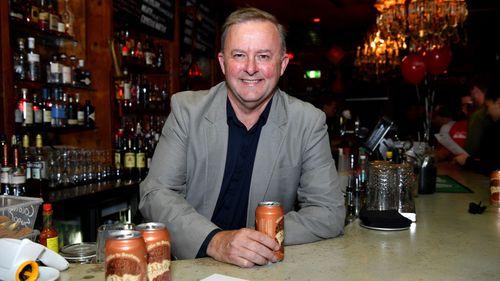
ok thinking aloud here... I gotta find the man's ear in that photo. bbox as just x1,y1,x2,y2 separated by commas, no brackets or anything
218,52,226,75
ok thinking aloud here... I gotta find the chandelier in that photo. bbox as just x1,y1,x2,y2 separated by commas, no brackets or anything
355,0,468,80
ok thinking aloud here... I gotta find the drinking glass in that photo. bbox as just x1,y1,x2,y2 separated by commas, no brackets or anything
366,161,398,211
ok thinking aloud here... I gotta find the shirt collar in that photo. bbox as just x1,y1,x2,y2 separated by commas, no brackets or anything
226,98,273,130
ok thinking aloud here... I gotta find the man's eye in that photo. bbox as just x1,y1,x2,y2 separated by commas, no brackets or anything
233,53,245,59
257,54,270,60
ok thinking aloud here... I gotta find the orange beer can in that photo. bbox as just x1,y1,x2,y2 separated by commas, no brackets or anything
255,201,284,261
137,222,171,281
490,170,500,206
105,230,147,281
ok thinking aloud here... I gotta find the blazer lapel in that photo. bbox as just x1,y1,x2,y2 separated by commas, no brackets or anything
247,90,288,226
202,83,229,217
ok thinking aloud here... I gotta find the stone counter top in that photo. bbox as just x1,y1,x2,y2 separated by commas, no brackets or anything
59,163,499,280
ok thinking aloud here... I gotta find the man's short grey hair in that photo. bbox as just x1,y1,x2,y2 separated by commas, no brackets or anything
220,7,287,55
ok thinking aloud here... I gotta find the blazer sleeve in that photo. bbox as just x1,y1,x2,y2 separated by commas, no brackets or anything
284,109,346,245
139,94,219,259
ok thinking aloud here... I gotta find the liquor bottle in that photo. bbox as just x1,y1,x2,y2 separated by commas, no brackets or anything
14,89,23,128
13,38,27,80
135,122,146,180
51,87,65,127
21,134,32,181
39,203,59,253
157,44,166,69
19,88,34,127
28,134,47,198
42,88,52,128
114,129,124,181
48,54,62,84
26,37,40,82
47,0,60,34
139,76,150,109
60,0,75,36
122,68,131,107
161,80,170,111
1,135,11,195
33,91,43,128
123,136,136,182
26,0,40,25
77,59,91,86
69,55,78,85
67,95,78,127
9,135,26,196
84,100,95,128
144,36,155,67
38,0,50,31
9,0,25,21
130,74,139,108
60,53,72,84
61,93,69,127
75,93,84,126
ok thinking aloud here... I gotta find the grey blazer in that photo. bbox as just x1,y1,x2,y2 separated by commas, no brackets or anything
139,82,345,259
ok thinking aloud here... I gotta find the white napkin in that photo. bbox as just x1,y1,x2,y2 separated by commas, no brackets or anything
200,273,249,281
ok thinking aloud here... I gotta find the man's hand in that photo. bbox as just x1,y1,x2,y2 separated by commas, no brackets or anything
206,228,280,268
454,153,469,166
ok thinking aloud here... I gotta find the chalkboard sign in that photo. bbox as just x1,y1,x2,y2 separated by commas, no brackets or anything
113,0,175,39
181,0,217,55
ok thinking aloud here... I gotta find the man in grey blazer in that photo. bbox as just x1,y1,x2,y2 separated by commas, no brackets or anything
139,7,345,268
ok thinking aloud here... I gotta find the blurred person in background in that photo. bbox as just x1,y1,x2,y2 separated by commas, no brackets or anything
463,74,494,158
454,76,500,175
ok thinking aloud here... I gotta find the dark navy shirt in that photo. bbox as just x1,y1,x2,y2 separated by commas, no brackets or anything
196,98,272,258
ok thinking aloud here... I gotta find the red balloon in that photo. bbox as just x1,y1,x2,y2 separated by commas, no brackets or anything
425,47,452,75
401,54,427,85
327,46,345,65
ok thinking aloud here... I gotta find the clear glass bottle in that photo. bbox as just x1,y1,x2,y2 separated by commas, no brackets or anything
48,54,62,84
60,53,72,84
20,88,34,127
28,134,47,198
13,38,27,80
60,0,75,36
26,37,40,82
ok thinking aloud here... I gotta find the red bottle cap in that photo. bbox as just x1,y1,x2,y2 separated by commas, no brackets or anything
43,203,53,211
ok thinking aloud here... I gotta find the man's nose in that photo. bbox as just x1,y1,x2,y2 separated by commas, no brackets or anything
245,57,257,75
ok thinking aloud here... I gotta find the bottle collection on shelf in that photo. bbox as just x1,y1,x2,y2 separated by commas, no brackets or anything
14,86,95,130
115,70,170,115
115,26,166,69
113,117,166,184
13,36,92,88
9,0,75,37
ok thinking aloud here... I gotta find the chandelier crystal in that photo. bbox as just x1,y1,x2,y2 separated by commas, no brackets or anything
355,0,468,81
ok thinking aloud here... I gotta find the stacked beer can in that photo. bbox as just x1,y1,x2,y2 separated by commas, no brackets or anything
105,222,171,281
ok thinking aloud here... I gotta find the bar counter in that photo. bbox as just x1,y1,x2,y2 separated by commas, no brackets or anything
60,163,499,280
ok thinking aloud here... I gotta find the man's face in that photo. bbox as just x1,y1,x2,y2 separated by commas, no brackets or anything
485,98,500,121
218,20,289,111
471,86,485,106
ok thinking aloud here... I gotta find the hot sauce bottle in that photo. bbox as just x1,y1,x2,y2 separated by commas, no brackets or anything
39,203,59,253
